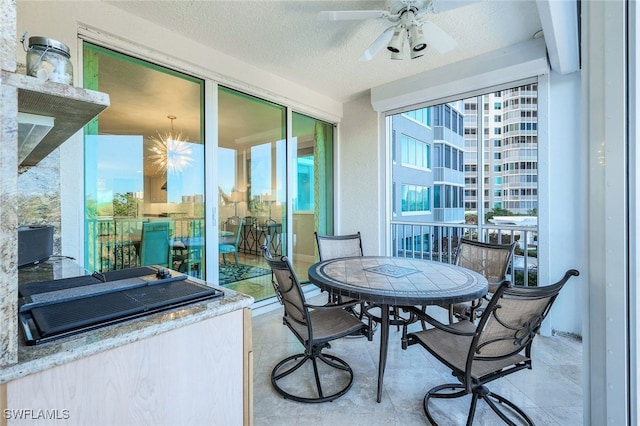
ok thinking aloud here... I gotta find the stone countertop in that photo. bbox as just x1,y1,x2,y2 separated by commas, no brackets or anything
0,260,254,384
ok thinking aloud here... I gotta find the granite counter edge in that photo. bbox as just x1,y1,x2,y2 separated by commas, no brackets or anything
0,290,254,384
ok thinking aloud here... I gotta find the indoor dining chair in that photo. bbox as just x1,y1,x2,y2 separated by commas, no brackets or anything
219,217,243,267
139,221,172,267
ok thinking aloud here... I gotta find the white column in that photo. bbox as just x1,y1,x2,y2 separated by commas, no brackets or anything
583,0,630,424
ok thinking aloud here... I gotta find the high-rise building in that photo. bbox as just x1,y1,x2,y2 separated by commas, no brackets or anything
390,102,466,224
390,83,538,227
463,84,538,216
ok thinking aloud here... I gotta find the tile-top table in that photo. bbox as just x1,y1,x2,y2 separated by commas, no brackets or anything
308,256,488,402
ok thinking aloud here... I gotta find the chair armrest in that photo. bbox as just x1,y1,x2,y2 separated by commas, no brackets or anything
404,306,476,336
486,279,511,295
306,299,360,311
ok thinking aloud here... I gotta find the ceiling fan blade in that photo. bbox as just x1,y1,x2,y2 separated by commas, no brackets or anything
421,21,458,53
318,10,389,21
430,0,482,13
359,26,396,62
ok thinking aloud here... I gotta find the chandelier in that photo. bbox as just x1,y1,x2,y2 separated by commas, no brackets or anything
149,115,193,175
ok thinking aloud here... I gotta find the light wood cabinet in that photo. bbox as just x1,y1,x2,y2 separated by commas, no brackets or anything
2,308,252,426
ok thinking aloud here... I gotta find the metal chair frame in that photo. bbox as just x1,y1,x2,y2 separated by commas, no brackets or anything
445,238,516,322
314,232,380,336
405,269,579,425
262,245,369,403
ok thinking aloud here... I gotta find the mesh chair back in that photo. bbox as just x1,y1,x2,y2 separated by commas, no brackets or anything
455,238,515,285
140,221,171,267
263,251,308,327
315,232,363,261
471,270,578,361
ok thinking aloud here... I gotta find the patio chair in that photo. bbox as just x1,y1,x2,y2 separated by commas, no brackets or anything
315,231,363,261
405,269,579,425
140,221,172,267
314,232,363,302
262,245,369,403
314,232,374,332
441,238,516,322
219,217,243,266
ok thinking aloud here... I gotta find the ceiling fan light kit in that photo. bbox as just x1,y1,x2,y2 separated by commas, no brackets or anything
409,24,427,52
410,48,425,60
320,0,473,61
387,26,407,53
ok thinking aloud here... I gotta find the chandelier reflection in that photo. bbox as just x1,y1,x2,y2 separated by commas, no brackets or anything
149,115,193,175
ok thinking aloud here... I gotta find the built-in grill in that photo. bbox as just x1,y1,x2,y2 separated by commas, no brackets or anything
19,266,223,345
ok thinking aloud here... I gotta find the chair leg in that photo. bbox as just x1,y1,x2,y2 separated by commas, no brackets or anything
481,388,535,426
271,352,355,403
468,298,485,321
424,383,469,425
424,383,535,426
233,251,239,266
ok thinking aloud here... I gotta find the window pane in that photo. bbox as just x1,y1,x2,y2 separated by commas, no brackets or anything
389,83,539,285
217,86,286,294
292,112,334,279
83,42,205,277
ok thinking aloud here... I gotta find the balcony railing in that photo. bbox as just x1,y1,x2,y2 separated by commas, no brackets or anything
86,217,202,274
390,220,538,286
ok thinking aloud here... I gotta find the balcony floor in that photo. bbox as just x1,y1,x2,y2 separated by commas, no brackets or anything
252,293,583,425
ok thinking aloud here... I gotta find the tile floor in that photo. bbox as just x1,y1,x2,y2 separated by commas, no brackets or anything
251,293,583,426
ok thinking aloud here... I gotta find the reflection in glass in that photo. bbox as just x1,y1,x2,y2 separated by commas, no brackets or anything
217,86,286,301
292,112,334,280
83,43,205,277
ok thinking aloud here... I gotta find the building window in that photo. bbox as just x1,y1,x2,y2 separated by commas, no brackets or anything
401,184,430,213
403,107,431,126
401,134,430,169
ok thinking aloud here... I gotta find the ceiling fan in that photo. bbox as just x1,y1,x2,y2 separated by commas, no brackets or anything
318,0,479,61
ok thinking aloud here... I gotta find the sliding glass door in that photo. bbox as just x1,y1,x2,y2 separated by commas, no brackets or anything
217,87,286,297
82,43,335,302
291,112,334,280
216,91,334,297
83,43,205,277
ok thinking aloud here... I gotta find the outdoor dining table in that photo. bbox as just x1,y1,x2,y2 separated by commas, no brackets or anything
307,256,488,402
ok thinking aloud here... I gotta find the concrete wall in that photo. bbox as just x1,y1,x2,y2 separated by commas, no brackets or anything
543,70,586,336
337,94,384,257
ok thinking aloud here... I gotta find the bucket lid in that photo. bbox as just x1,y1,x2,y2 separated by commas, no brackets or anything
28,36,70,57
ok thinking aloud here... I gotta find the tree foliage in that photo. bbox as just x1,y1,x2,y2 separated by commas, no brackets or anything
113,192,138,218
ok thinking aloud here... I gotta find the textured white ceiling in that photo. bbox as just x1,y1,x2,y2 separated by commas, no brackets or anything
107,0,543,103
